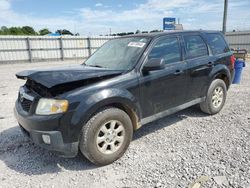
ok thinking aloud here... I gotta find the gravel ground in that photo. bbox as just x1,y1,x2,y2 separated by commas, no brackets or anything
0,60,249,188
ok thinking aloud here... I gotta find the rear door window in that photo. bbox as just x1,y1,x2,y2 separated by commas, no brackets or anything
206,33,230,55
183,35,208,59
148,37,181,64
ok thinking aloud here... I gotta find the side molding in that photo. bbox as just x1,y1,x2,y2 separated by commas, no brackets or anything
141,97,205,125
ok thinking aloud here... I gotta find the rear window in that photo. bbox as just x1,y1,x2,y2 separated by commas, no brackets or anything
206,33,230,55
183,35,208,59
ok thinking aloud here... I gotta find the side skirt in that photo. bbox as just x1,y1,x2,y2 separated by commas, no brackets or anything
140,97,205,125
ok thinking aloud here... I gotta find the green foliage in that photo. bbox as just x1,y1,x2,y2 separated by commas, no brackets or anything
39,28,51,35
22,26,37,35
56,29,73,36
0,26,37,35
150,29,163,33
114,32,135,36
108,29,162,37
0,26,76,36
1,26,8,34
9,27,24,35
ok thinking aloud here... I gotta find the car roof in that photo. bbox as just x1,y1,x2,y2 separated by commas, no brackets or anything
121,30,222,39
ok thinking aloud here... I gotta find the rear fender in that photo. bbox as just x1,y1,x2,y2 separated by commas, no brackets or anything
203,64,231,95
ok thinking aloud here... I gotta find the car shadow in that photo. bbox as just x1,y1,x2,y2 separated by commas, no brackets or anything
0,126,96,175
134,105,207,140
0,106,207,175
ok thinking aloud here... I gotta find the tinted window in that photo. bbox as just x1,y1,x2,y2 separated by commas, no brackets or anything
148,37,181,64
206,33,229,54
184,35,208,59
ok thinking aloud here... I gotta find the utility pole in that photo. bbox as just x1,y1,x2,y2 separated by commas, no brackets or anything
222,0,228,34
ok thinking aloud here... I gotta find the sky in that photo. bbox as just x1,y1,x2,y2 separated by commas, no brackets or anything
0,0,250,35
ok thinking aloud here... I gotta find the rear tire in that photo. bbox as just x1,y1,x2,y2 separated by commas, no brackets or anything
79,107,133,166
200,79,227,115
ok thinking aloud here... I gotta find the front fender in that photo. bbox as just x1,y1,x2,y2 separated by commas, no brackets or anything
71,88,140,129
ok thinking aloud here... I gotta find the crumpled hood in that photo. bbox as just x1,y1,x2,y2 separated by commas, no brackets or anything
16,65,123,88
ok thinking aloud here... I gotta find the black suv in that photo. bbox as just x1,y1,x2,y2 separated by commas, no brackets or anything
14,31,235,165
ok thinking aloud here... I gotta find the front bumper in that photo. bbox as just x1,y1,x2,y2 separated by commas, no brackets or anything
19,125,78,157
14,101,79,158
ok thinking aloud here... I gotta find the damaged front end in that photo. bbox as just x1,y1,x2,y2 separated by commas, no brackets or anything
16,65,123,97
24,74,119,97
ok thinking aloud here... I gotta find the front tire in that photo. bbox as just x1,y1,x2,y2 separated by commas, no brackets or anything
79,107,133,166
200,79,227,115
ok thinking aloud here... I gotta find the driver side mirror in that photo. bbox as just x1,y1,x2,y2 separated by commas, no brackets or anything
142,58,165,72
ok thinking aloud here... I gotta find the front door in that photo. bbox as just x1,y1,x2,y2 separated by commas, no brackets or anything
139,36,188,118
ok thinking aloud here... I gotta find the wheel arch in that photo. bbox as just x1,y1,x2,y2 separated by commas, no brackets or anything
80,98,141,131
71,89,142,136
214,72,230,89
209,65,231,89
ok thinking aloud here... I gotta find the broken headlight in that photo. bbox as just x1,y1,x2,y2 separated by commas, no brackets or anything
36,98,69,115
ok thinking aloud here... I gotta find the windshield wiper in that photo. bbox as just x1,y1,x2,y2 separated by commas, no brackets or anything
84,64,106,68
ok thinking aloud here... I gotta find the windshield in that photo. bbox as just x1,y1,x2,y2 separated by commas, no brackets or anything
84,37,150,71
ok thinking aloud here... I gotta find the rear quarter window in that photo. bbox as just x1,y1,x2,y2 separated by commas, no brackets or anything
206,33,230,55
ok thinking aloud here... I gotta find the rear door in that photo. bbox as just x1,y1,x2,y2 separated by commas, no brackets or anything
139,35,188,118
181,33,213,100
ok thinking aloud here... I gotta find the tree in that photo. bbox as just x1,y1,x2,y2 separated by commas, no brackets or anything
39,28,51,35
22,26,37,35
127,32,134,35
9,27,24,35
116,32,127,36
0,26,39,35
150,29,163,33
135,30,141,34
56,29,73,36
1,26,8,35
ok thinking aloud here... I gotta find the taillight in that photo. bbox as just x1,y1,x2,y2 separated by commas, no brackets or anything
230,55,236,67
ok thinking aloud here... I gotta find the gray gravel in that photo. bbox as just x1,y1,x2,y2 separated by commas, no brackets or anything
0,60,249,188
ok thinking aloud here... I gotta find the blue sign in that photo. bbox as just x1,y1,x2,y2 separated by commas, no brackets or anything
163,17,176,30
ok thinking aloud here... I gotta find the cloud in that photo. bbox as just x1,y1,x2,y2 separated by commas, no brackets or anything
77,0,221,33
95,3,103,7
0,0,249,35
0,0,11,10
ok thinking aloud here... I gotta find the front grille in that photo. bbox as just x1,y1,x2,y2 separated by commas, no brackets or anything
19,95,33,112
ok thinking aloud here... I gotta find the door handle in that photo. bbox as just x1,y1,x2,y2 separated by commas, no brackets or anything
207,62,214,67
174,70,184,76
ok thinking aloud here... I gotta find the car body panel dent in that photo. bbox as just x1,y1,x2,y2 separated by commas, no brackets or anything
16,65,123,89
